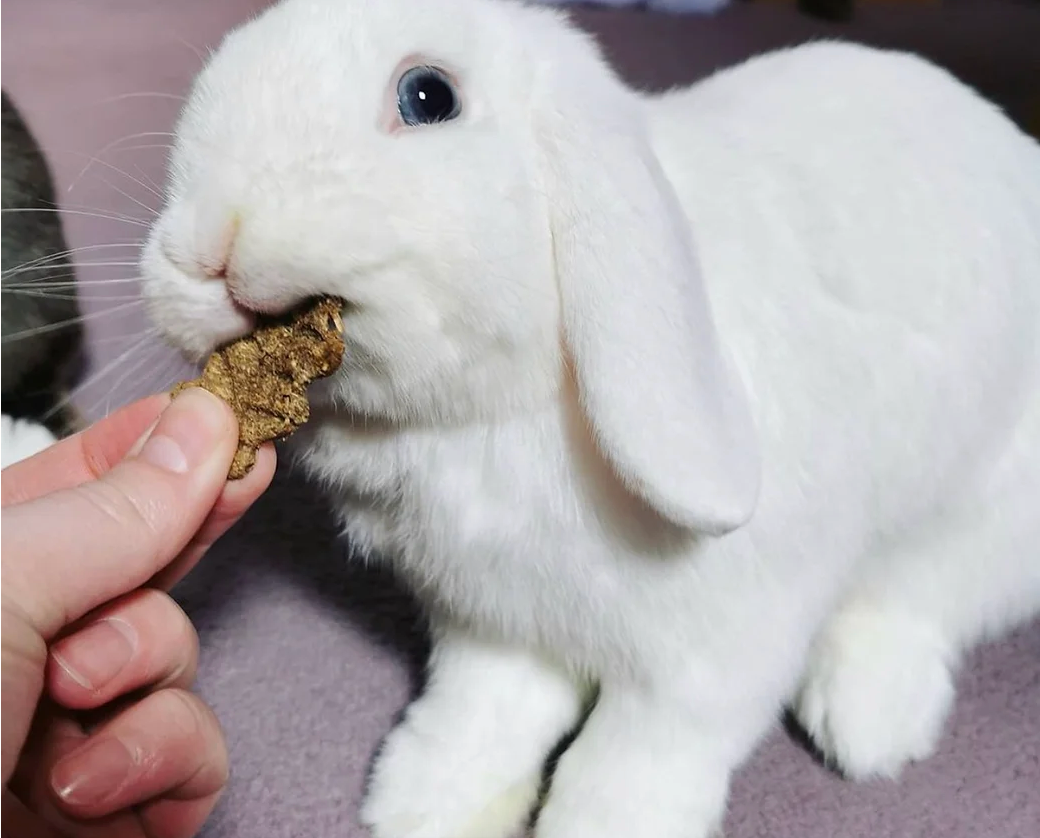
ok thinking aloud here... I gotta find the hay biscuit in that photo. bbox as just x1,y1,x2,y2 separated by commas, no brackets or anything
172,297,345,479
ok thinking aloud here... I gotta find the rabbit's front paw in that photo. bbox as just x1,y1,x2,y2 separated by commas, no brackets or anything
361,723,541,838
534,689,729,838
361,632,582,838
795,604,955,780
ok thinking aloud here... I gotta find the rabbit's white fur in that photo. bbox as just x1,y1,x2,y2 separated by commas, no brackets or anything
141,0,1040,835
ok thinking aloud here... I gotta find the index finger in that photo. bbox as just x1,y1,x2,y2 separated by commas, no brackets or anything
1,395,168,508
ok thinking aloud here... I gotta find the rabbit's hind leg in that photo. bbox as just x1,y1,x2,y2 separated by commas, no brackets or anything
794,396,1040,780
793,597,957,780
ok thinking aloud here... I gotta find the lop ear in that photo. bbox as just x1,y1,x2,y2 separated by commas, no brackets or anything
534,36,761,535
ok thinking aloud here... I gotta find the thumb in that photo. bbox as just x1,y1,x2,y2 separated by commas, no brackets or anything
1,388,239,641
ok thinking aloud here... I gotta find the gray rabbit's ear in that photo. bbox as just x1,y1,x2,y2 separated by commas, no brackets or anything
534,37,761,535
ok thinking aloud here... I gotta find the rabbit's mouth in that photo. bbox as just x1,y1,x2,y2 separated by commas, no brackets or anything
229,289,348,323
224,276,344,319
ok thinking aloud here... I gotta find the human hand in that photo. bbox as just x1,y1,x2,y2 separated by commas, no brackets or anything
1,388,276,837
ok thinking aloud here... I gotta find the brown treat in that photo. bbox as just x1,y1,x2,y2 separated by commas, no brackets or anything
172,297,345,479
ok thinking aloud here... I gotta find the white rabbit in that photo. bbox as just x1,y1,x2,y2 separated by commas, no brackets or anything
140,1,1040,836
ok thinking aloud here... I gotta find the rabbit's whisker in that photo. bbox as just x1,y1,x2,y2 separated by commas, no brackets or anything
0,207,150,228
0,300,145,344
92,326,161,347
53,200,150,226
95,175,159,219
4,263,143,282
170,33,211,66
93,340,167,418
132,163,164,197
68,131,178,194
1,242,143,278
43,329,158,422
92,90,187,107
3,274,144,291
54,150,166,203
2,289,142,303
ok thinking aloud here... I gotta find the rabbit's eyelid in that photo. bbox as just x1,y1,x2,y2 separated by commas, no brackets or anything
391,53,463,88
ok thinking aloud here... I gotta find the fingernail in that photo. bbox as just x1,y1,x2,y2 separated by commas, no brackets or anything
138,387,229,474
51,736,139,807
51,617,137,692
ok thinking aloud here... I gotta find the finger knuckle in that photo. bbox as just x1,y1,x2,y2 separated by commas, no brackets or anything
82,478,164,543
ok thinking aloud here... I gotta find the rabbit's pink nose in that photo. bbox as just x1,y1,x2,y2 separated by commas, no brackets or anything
200,213,241,280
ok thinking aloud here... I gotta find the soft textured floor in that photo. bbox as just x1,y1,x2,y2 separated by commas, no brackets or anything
3,1,1038,835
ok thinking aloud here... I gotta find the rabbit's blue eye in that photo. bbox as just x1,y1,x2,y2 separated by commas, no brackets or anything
397,66,460,126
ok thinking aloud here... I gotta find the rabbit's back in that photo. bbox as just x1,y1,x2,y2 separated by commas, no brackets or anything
650,42,1040,531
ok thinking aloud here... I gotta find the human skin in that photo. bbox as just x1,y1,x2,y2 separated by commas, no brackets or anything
2,388,275,838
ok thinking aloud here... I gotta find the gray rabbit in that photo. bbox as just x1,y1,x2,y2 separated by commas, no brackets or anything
2,90,83,462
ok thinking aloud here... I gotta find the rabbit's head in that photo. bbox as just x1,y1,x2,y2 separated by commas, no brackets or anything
142,0,760,534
